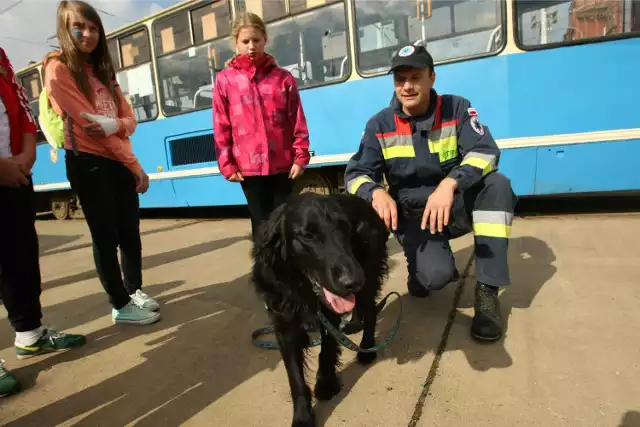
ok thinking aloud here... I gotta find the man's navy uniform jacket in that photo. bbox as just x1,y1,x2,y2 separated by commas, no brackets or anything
344,89,501,213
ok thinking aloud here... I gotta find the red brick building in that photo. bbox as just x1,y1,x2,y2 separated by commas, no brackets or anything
563,0,627,40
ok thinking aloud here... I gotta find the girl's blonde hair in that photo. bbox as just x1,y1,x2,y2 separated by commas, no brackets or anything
231,11,267,44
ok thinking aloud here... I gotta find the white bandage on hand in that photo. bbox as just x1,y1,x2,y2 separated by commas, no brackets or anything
81,113,120,137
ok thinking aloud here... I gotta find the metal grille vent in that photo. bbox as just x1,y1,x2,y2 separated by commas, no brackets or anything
169,133,217,167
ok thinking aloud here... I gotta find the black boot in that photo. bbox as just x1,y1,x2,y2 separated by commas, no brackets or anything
471,282,503,342
407,276,430,298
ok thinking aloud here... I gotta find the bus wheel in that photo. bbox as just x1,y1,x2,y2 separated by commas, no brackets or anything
294,170,336,195
51,198,70,220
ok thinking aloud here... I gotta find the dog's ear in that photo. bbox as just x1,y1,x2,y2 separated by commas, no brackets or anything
251,202,296,318
354,216,389,251
253,202,288,263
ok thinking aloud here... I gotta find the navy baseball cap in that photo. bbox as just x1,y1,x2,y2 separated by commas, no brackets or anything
389,44,434,73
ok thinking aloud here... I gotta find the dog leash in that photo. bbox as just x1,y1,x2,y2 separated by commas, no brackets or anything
251,291,402,353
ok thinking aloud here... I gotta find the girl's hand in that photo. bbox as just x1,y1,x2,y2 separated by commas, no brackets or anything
0,158,29,187
83,122,106,139
289,164,304,180
228,171,244,182
135,169,150,193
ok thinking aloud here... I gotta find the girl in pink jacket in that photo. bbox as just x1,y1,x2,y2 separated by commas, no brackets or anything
212,11,311,241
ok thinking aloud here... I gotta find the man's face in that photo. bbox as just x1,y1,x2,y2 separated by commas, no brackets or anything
393,66,435,113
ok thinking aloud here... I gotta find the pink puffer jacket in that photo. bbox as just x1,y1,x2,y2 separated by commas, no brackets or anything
212,53,310,179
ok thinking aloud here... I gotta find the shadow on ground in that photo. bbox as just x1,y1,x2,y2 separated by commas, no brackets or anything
2,273,283,427
0,234,249,350
38,220,206,257
1,232,556,427
314,235,556,426
447,235,557,372
40,234,248,290
620,411,640,427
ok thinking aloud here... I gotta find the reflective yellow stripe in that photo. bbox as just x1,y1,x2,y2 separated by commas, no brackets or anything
428,136,458,162
473,223,512,238
347,175,374,194
461,156,493,176
381,145,415,159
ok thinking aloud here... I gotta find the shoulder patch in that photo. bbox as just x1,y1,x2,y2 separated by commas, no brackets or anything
467,107,478,117
470,116,484,136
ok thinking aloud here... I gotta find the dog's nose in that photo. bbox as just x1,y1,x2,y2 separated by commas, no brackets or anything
332,265,361,292
338,274,358,292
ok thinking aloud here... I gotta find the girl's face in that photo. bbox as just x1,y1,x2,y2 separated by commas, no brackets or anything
235,26,266,62
68,10,100,54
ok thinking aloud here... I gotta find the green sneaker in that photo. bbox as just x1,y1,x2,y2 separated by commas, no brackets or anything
0,359,20,397
112,300,161,325
15,328,86,360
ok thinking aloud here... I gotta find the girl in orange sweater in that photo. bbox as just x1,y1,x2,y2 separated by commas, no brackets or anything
44,0,159,325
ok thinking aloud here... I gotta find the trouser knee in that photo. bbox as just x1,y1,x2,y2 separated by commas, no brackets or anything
478,172,517,209
415,265,458,291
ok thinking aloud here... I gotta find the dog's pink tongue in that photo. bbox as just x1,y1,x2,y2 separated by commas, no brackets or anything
323,289,356,314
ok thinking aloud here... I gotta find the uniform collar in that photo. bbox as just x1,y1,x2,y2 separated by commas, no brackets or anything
391,88,439,131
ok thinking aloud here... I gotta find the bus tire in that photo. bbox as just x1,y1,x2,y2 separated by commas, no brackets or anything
51,197,70,220
293,170,336,195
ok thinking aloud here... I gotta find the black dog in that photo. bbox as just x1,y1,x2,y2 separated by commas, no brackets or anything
251,192,390,427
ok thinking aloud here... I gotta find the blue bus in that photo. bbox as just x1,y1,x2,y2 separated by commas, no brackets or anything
15,0,640,219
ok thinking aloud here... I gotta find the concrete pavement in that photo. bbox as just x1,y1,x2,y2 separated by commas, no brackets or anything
0,213,638,427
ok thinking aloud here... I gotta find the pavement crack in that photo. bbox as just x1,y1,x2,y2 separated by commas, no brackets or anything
407,253,474,427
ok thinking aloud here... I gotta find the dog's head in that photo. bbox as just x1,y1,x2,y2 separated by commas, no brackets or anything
252,193,367,316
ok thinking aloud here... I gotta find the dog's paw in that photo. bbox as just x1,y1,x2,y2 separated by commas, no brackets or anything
357,350,377,365
292,414,316,427
314,374,342,401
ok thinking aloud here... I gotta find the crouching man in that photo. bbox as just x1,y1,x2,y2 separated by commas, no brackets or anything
344,45,518,342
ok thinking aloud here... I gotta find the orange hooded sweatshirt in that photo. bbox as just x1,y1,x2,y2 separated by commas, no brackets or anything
43,52,142,175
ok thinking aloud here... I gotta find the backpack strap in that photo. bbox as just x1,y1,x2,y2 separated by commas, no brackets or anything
64,113,78,155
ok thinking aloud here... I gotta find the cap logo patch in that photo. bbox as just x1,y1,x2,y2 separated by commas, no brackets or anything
398,46,415,57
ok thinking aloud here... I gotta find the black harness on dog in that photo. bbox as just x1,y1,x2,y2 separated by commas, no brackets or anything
251,291,402,353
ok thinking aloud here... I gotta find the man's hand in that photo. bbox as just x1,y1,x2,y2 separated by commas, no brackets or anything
135,169,150,194
0,158,29,188
372,188,397,231
289,164,304,180
421,177,458,234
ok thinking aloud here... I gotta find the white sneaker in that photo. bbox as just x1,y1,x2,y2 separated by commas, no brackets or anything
129,289,160,312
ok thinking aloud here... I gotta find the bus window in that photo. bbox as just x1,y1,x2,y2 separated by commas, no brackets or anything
239,0,287,22
515,0,639,48
353,0,504,75
265,1,350,87
18,70,46,144
192,1,231,44
112,29,158,122
154,11,192,56
155,2,235,115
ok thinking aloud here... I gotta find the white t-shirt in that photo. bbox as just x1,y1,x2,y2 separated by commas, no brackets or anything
0,97,11,158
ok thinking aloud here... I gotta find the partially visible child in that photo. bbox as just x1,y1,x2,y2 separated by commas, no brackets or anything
0,46,85,397
43,0,160,326
213,11,311,241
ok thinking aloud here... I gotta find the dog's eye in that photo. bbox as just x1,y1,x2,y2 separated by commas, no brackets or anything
298,231,314,241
